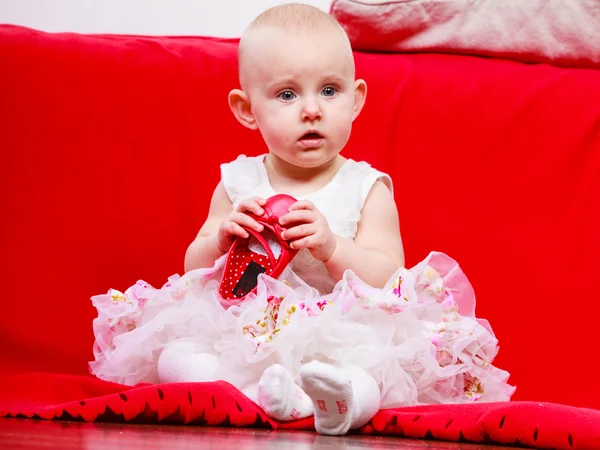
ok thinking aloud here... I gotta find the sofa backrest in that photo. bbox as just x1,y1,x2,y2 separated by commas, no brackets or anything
1,25,599,409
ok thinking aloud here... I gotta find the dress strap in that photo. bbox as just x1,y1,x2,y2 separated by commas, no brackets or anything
338,160,393,214
220,155,265,207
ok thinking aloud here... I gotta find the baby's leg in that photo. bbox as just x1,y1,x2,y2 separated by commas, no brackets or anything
300,361,381,435
157,338,222,383
257,364,314,421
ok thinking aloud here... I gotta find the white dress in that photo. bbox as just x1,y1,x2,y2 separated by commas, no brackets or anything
90,154,514,408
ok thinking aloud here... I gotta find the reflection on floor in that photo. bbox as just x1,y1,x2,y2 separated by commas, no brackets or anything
0,418,525,449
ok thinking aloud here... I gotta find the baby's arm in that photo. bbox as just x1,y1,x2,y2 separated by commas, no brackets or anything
184,182,265,272
324,180,404,287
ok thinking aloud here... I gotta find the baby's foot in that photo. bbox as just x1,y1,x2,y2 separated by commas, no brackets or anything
300,361,354,435
258,364,314,421
157,340,222,383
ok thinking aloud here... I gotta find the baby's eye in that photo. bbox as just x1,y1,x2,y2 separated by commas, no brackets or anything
321,87,336,97
278,90,296,101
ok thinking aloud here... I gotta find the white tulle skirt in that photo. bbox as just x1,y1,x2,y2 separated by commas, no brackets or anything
90,252,515,408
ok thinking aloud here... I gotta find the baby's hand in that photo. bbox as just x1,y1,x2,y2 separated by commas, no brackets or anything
217,197,266,253
279,200,336,262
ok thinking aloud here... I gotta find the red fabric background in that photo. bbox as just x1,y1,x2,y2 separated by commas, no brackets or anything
1,25,600,413
2,373,600,450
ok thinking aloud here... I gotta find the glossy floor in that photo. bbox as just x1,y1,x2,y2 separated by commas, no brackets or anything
0,418,524,449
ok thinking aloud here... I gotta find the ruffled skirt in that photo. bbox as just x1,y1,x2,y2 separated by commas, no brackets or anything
90,252,514,408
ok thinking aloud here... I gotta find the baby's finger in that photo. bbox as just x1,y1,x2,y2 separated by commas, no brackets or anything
231,212,264,233
253,197,267,206
279,210,315,226
236,201,264,216
281,223,315,241
288,200,316,212
236,198,265,216
289,236,314,250
224,222,249,239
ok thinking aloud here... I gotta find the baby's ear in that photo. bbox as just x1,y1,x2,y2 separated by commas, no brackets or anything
228,89,258,130
352,79,367,121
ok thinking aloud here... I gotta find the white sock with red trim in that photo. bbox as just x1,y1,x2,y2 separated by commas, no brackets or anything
258,364,314,421
300,361,381,435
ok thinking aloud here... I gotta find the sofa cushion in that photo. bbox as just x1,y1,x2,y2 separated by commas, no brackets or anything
1,25,599,409
330,0,600,69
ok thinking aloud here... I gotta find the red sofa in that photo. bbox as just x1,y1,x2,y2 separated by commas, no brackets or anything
1,25,600,447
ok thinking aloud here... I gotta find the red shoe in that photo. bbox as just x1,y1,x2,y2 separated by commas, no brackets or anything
218,194,298,304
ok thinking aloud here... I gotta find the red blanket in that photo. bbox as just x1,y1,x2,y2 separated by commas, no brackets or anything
1,373,598,449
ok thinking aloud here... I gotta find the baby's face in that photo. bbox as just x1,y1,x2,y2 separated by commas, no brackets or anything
241,27,361,169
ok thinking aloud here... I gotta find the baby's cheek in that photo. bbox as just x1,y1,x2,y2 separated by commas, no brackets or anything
331,120,352,144
262,126,287,148
269,120,293,142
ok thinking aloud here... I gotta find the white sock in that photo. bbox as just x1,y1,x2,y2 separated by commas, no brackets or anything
300,361,381,435
258,364,314,421
157,339,222,383
343,365,382,429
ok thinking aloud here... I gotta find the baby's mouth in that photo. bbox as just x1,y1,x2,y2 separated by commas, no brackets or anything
300,131,324,141
298,132,324,148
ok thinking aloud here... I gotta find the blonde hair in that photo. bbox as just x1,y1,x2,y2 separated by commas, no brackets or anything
238,3,353,87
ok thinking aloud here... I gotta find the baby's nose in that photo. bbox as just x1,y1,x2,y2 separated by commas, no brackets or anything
301,100,322,121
